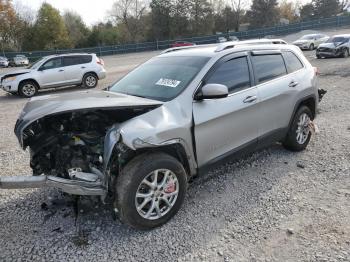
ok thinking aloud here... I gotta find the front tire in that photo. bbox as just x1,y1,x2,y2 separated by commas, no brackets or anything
309,43,314,51
342,48,349,58
82,73,98,88
115,153,187,230
283,106,313,152
18,80,38,98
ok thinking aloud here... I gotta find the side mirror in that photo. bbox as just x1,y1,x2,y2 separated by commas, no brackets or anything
195,83,228,100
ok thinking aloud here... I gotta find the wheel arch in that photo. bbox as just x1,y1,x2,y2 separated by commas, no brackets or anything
124,143,193,178
83,71,99,80
288,95,316,131
18,78,40,89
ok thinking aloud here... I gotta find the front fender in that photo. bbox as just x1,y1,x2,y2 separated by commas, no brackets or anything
103,125,120,171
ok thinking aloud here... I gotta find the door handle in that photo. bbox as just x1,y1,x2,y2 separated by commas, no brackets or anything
243,95,257,103
81,66,86,69
59,69,64,72
289,81,299,88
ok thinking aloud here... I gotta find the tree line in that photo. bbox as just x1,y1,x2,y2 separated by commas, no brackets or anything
0,0,348,52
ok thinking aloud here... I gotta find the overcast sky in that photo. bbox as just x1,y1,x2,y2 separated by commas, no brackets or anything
14,0,116,25
14,0,310,26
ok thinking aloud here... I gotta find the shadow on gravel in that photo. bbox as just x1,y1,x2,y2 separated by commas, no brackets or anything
0,143,298,258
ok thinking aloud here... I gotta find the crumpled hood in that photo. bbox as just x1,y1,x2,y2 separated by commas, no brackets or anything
318,42,344,48
1,69,32,81
14,90,163,143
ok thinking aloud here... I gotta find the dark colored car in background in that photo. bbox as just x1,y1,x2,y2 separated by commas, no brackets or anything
171,41,196,48
316,34,350,59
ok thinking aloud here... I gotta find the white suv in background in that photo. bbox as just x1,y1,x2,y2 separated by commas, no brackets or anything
0,53,106,98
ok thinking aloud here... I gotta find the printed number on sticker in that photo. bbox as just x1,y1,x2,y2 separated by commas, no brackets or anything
156,78,181,88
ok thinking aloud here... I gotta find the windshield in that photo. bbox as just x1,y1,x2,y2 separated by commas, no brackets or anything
300,35,315,40
109,56,210,102
28,58,46,69
326,36,349,43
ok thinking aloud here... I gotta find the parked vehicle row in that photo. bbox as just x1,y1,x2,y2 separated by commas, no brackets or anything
0,53,106,97
292,34,329,50
0,40,324,230
0,55,30,67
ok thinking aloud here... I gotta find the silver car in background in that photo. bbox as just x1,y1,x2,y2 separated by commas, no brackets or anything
293,34,329,50
0,56,9,67
1,53,106,97
13,55,30,66
1,42,321,230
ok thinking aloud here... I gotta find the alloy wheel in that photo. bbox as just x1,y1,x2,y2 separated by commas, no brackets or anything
85,76,97,87
296,113,311,145
135,169,179,220
22,84,36,97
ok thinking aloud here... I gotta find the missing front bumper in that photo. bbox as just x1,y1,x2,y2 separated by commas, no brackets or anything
0,175,106,196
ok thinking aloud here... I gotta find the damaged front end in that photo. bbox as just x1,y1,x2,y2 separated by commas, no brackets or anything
2,91,162,196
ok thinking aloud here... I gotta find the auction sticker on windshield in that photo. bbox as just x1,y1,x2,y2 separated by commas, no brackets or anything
156,78,181,88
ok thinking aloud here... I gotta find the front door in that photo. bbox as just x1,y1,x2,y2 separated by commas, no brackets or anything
193,53,259,167
37,57,66,88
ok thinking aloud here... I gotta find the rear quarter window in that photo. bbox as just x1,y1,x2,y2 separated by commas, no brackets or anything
251,54,287,83
80,55,92,64
283,51,304,73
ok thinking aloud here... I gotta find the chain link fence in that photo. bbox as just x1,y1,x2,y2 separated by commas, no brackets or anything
3,15,350,62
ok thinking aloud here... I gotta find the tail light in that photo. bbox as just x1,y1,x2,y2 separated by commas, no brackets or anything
97,57,104,66
313,67,320,76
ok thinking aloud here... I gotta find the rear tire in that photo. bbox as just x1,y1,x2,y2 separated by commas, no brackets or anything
283,106,313,152
309,43,314,51
18,80,38,98
115,153,187,230
82,73,98,88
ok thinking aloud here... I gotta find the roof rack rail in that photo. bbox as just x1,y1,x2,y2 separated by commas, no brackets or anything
215,41,237,52
161,44,216,54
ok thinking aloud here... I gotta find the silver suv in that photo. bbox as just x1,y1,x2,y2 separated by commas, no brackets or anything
1,42,321,230
1,53,106,97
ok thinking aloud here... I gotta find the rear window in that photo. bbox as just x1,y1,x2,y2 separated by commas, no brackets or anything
283,51,303,73
64,55,92,66
252,54,287,83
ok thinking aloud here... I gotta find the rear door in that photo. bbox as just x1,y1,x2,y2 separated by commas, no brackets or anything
37,57,65,88
251,51,300,138
193,52,259,167
63,56,89,84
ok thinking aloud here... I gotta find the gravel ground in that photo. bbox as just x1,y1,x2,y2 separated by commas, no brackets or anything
0,29,350,261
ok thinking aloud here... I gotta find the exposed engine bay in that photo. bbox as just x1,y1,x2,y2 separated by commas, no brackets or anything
22,107,155,179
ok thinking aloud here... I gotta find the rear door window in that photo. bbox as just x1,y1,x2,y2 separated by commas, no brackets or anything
64,56,80,66
251,54,287,84
206,56,251,94
283,51,304,73
64,55,92,66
